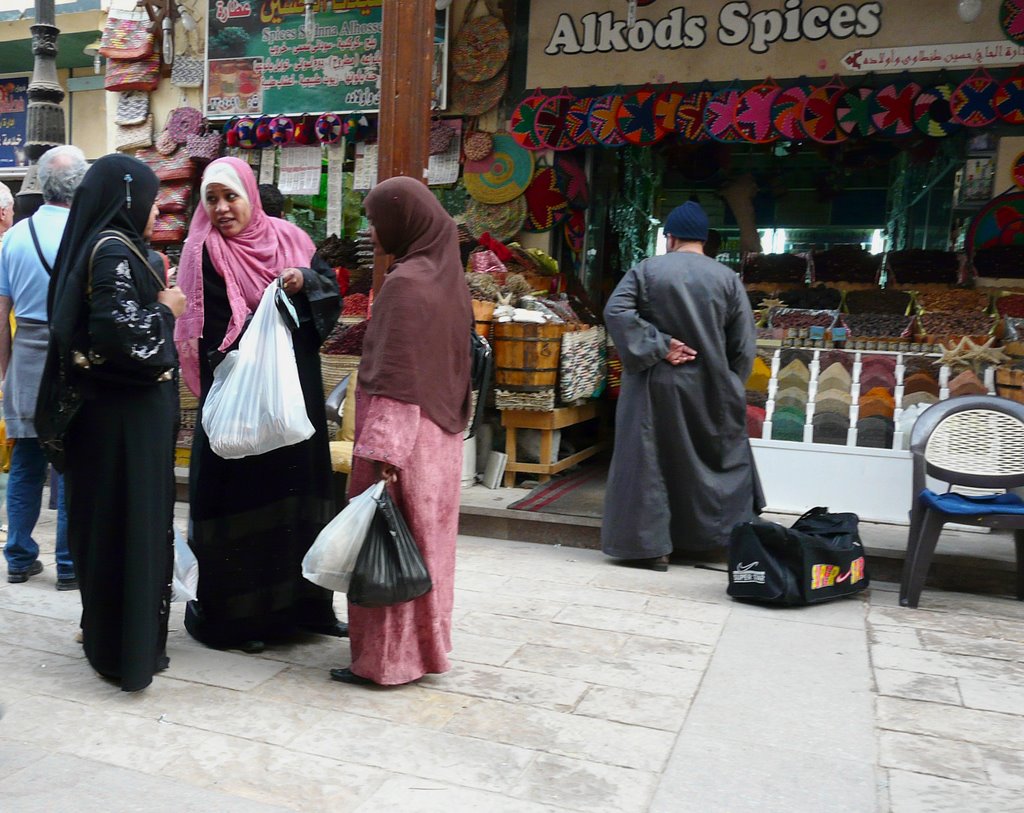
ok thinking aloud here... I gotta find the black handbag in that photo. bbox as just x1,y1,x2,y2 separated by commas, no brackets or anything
348,489,433,608
727,507,869,605
69,232,175,387
468,329,492,438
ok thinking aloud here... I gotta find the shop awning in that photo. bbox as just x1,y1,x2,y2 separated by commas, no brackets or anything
0,7,106,73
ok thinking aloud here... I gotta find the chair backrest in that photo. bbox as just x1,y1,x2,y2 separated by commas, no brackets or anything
324,374,349,426
909,395,1024,494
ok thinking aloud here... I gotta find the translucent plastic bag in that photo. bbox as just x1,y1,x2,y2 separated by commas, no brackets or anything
171,527,198,603
202,282,314,459
302,481,385,592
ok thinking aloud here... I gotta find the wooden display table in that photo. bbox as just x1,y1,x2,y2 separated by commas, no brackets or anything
501,402,607,487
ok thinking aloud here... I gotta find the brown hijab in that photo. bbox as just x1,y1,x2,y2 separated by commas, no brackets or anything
359,177,472,434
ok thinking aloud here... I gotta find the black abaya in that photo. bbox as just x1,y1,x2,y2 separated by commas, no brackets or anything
38,155,177,692
183,251,339,648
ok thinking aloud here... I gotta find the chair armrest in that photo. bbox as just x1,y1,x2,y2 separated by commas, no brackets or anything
325,374,351,425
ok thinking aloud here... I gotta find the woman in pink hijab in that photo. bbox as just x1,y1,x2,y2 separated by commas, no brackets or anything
175,158,342,653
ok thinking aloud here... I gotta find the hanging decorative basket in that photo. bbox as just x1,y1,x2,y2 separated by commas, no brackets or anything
587,91,627,147
463,133,535,204
965,190,1024,255
996,71,1024,125
565,95,598,147
1014,152,1024,189
703,86,745,143
534,87,577,151
463,128,494,162
913,83,962,137
870,80,922,137
463,195,527,243
155,129,179,156
836,86,876,138
676,87,713,142
452,67,508,116
523,164,570,233
555,153,589,210
771,81,813,141
950,68,999,127
735,79,781,144
315,113,343,144
799,76,848,144
429,119,456,154
509,88,548,150
615,84,666,146
451,0,509,83
1001,0,1024,43
654,83,686,134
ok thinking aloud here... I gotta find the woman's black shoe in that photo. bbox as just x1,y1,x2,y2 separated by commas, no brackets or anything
330,667,373,685
304,621,349,638
238,640,265,654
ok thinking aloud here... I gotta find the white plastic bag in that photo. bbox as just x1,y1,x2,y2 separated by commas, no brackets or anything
202,282,315,459
302,481,385,592
171,527,198,603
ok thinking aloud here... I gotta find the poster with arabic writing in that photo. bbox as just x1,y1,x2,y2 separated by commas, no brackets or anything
0,77,29,168
205,0,448,118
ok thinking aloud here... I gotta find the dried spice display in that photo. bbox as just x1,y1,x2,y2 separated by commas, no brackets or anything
843,289,912,315
840,313,915,338
886,249,959,284
341,293,369,317
916,288,991,313
743,253,807,284
918,312,996,339
996,293,1024,317
777,285,842,310
768,308,836,329
321,320,368,356
812,246,880,283
973,245,1024,278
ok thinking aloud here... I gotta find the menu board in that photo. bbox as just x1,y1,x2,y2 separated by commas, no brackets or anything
0,77,29,168
206,0,448,118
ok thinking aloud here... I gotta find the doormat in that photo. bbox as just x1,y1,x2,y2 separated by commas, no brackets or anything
507,465,607,519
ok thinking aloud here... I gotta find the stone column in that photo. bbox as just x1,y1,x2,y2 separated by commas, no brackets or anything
15,0,66,220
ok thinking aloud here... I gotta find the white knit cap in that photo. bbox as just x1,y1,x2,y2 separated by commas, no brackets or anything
200,162,249,205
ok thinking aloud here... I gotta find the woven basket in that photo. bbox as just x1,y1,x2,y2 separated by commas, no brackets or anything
463,195,526,242
179,406,197,431
320,353,361,398
463,129,494,162
452,67,508,116
179,376,198,411
451,0,509,83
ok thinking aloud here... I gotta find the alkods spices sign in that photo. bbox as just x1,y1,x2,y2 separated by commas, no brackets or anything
544,1,883,56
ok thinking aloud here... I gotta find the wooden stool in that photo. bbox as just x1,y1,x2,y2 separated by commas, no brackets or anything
501,402,607,487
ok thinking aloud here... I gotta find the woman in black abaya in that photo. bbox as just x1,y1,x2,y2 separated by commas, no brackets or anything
36,154,186,691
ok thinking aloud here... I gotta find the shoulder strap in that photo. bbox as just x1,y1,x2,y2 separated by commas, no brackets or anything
89,230,167,290
27,216,53,277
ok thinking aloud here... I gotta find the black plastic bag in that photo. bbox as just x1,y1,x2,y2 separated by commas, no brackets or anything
348,490,433,608
727,507,869,605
